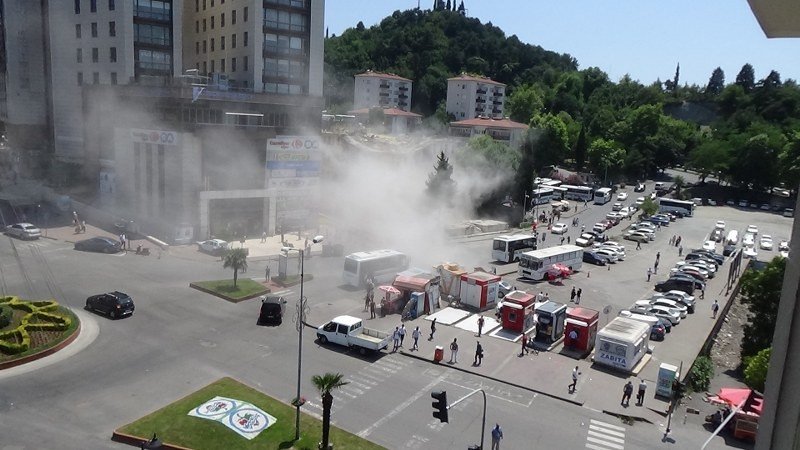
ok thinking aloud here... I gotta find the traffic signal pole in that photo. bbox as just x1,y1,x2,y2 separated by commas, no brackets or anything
437,388,487,450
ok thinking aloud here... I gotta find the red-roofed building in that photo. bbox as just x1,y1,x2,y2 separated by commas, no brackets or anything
449,116,529,147
348,107,423,134
354,71,413,112
446,73,507,120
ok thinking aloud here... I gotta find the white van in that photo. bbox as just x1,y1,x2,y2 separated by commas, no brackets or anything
726,230,739,245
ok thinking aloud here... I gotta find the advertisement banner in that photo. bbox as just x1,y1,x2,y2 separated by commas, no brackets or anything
188,396,276,440
267,151,322,162
266,136,320,152
267,178,320,190
130,128,180,146
266,161,321,171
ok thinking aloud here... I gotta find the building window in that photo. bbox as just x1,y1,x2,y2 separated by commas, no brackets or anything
195,41,200,54
77,72,83,85
110,47,117,62
195,21,199,33
202,40,207,53
221,58,225,72
110,72,117,84
92,47,99,62
211,0,214,6
210,16,214,29
202,0,206,10
109,21,116,37
221,12,225,27
231,57,236,72
210,60,215,72
265,9,307,32
243,56,248,71
195,0,199,12
91,22,98,37
109,0,115,10
76,48,83,63
244,31,248,47
220,36,225,50
231,33,236,48
76,24,82,38
232,10,236,25
244,6,248,22
203,61,207,73
203,19,206,32
90,0,96,12
93,72,99,84
210,38,214,51
75,0,81,14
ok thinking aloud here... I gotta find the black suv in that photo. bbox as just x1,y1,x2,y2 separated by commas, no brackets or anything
654,278,695,295
258,296,287,325
85,291,135,319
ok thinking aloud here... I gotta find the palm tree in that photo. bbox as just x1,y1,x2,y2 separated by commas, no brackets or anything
222,248,248,287
673,175,686,198
311,372,349,449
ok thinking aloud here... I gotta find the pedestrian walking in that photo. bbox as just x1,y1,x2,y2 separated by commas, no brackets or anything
477,315,485,337
712,300,719,319
392,327,401,352
576,288,582,304
429,318,437,340
570,287,576,302
411,326,420,350
261,231,267,243
569,366,581,392
637,379,647,406
399,324,406,347
678,245,683,257
491,423,503,450
449,338,459,363
80,220,86,233
474,341,483,366
654,260,659,274
636,241,642,250
369,299,376,319
622,380,634,406
647,267,652,282
676,235,682,246
567,236,571,244
656,252,661,262
520,333,529,356
701,284,706,299
561,237,565,245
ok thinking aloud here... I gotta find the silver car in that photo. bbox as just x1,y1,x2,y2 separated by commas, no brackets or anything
5,222,41,240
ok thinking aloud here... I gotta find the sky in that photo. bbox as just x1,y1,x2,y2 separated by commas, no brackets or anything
325,0,800,86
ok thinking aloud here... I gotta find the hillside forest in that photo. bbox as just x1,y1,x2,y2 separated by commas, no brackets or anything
324,8,800,207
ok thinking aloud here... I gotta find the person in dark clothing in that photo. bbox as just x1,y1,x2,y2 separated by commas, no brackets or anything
622,381,634,406
474,341,483,366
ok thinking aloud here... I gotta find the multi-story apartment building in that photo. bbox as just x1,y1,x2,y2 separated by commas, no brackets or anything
446,74,505,120
182,0,323,96
353,71,412,111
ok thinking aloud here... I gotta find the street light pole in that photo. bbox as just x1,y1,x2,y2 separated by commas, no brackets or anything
285,235,324,443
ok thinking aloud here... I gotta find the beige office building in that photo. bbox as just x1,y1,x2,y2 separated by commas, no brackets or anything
446,74,505,120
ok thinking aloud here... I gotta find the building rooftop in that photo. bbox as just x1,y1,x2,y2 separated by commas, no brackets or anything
447,74,506,86
355,71,412,82
348,107,422,118
450,116,529,129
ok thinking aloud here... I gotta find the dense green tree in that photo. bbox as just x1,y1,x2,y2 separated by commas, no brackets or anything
744,348,771,392
735,63,756,93
575,126,588,171
687,139,731,182
587,138,625,184
728,128,784,190
779,131,800,189
529,113,570,170
740,257,785,359
640,197,658,217
506,84,544,124
426,151,456,197
705,67,725,96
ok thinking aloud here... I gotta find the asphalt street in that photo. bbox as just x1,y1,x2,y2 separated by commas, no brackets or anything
0,177,788,449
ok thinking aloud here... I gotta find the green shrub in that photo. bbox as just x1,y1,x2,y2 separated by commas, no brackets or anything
744,347,771,392
520,221,532,229
0,304,11,328
690,356,714,392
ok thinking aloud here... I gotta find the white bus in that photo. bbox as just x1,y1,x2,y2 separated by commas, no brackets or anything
540,179,563,188
530,187,555,205
658,198,695,217
492,234,537,263
343,249,409,287
562,185,595,202
518,245,584,281
594,187,613,205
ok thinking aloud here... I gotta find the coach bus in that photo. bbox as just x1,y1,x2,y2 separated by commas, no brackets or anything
594,187,613,205
518,245,584,281
343,249,409,287
492,234,537,263
658,198,695,217
561,185,595,202
530,187,555,205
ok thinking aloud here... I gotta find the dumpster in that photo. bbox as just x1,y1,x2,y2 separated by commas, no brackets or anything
434,346,444,363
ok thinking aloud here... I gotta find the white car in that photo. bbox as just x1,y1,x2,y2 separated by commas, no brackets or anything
702,240,716,251
779,240,790,252
760,235,773,250
746,225,759,235
197,239,230,255
628,230,654,241
671,265,709,280
631,304,681,325
743,247,758,259
551,223,568,234
4,222,42,240
612,202,623,211
742,233,755,247
594,247,623,262
635,197,646,206
676,260,716,274
652,290,696,312
606,212,624,221
636,298,688,319
715,220,726,230
618,207,632,218
575,233,595,247
617,192,628,201
631,222,657,232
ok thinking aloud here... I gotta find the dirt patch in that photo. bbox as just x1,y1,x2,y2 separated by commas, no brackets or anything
709,293,749,378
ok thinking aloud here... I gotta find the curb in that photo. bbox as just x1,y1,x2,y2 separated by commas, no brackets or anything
188,282,269,303
397,349,584,408
111,430,191,450
0,313,82,370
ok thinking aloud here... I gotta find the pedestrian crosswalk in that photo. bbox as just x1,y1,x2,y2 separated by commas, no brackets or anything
585,419,626,450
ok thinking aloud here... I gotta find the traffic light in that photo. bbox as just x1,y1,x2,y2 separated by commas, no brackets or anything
431,390,449,423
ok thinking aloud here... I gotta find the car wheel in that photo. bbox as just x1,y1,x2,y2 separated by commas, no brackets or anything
110,310,116,319
359,347,367,356
85,300,91,310
318,335,328,345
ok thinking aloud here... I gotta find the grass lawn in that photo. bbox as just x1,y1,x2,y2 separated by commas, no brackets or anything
191,279,268,302
117,377,384,450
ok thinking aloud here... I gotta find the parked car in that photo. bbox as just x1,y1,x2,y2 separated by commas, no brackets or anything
624,232,649,243
715,220,726,230
746,225,759,235
5,222,42,240
744,247,759,259
784,208,794,217
676,260,716,276
702,240,716,251
593,223,606,234
631,222,657,232
648,298,688,318
650,322,666,341
74,237,122,253
655,278,695,295
612,202,624,211
594,247,621,262
575,233,595,247
630,304,681,325
316,315,391,354
711,229,724,243
669,274,705,290
197,239,230,256
742,233,755,247
670,266,708,281
617,192,629,201
723,244,737,256
760,204,771,211
647,215,670,226
85,291,135,319
688,249,724,265
652,290,696,313
635,197,646,206
551,223,568,234
759,235,773,250
779,241,790,258
583,251,608,266
585,230,608,242
258,295,287,325
606,212,624,222
657,317,673,333
634,183,646,192
738,200,749,207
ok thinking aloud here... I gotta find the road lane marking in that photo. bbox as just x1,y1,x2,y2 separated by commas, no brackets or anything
585,419,625,449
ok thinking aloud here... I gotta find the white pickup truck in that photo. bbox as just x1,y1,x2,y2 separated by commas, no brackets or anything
316,315,391,354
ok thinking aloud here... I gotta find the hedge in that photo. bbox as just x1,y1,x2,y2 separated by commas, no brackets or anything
0,297,72,355
0,304,11,329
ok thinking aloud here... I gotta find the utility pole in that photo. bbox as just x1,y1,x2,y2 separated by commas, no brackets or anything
432,389,487,449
